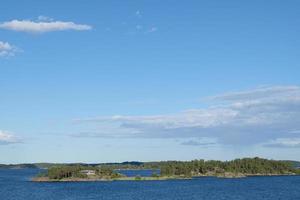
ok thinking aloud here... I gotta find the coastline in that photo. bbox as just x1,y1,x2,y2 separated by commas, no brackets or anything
29,157,300,182
32,173,296,182
32,176,190,182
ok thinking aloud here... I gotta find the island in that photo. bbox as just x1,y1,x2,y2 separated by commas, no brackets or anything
31,157,300,182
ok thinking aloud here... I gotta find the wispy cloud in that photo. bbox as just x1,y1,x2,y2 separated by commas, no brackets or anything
73,86,300,146
211,86,300,102
135,10,142,18
145,27,158,33
181,138,217,146
37,15,53,22
0,17,92,33
264,138,300,148
0,41,18,57
136,25,143,30
0,130,20,145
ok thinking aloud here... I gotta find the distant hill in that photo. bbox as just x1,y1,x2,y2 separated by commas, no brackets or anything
0,164,38,169
0,161,144,169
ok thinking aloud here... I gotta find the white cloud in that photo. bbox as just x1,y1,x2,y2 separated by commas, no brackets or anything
74,86,300,146
0,41,18,57
0,18,92,33
0,130,19,144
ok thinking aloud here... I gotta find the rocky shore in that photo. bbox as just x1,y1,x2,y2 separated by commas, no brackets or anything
32,176,190,182
32,173,297,182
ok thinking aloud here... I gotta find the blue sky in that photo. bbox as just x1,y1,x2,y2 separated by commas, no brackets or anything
1,0,300,164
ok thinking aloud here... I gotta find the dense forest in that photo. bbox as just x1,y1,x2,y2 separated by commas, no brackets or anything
42,165,124,180
159,157,299,177
36,165,146,180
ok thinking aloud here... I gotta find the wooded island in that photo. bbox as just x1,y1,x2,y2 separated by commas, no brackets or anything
32,157,300,182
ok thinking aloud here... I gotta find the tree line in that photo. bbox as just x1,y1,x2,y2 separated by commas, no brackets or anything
39,157,300,179
159,157,299,177
43,165,123,180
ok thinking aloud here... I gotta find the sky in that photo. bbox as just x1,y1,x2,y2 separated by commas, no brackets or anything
1,0,300,164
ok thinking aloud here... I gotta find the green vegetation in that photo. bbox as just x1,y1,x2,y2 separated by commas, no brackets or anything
160,157,297,177
48,166,86,179
151,172,160,178
135,175,142,180
37,165,124,181
294,168,300,175
30,157,300,181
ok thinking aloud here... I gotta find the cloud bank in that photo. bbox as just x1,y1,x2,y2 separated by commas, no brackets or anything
0,18,92,33
74,86,300,147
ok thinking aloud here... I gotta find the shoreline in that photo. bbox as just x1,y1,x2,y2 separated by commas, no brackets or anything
32,173,297,182
32,176,190,182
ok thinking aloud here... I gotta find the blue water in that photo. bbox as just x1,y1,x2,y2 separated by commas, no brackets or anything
0,169,300,200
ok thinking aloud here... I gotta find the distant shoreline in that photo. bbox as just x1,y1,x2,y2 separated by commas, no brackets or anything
8,157,297,182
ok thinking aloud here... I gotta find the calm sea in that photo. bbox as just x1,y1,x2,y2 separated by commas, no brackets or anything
0,169,300,200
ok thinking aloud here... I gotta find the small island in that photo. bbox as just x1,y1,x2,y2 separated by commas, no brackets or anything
32,157,300,182
32,166,187,182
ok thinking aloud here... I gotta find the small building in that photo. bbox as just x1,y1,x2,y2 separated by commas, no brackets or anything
80,170,96,176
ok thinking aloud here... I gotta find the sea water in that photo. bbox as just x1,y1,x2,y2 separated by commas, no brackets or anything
0,169,300,200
